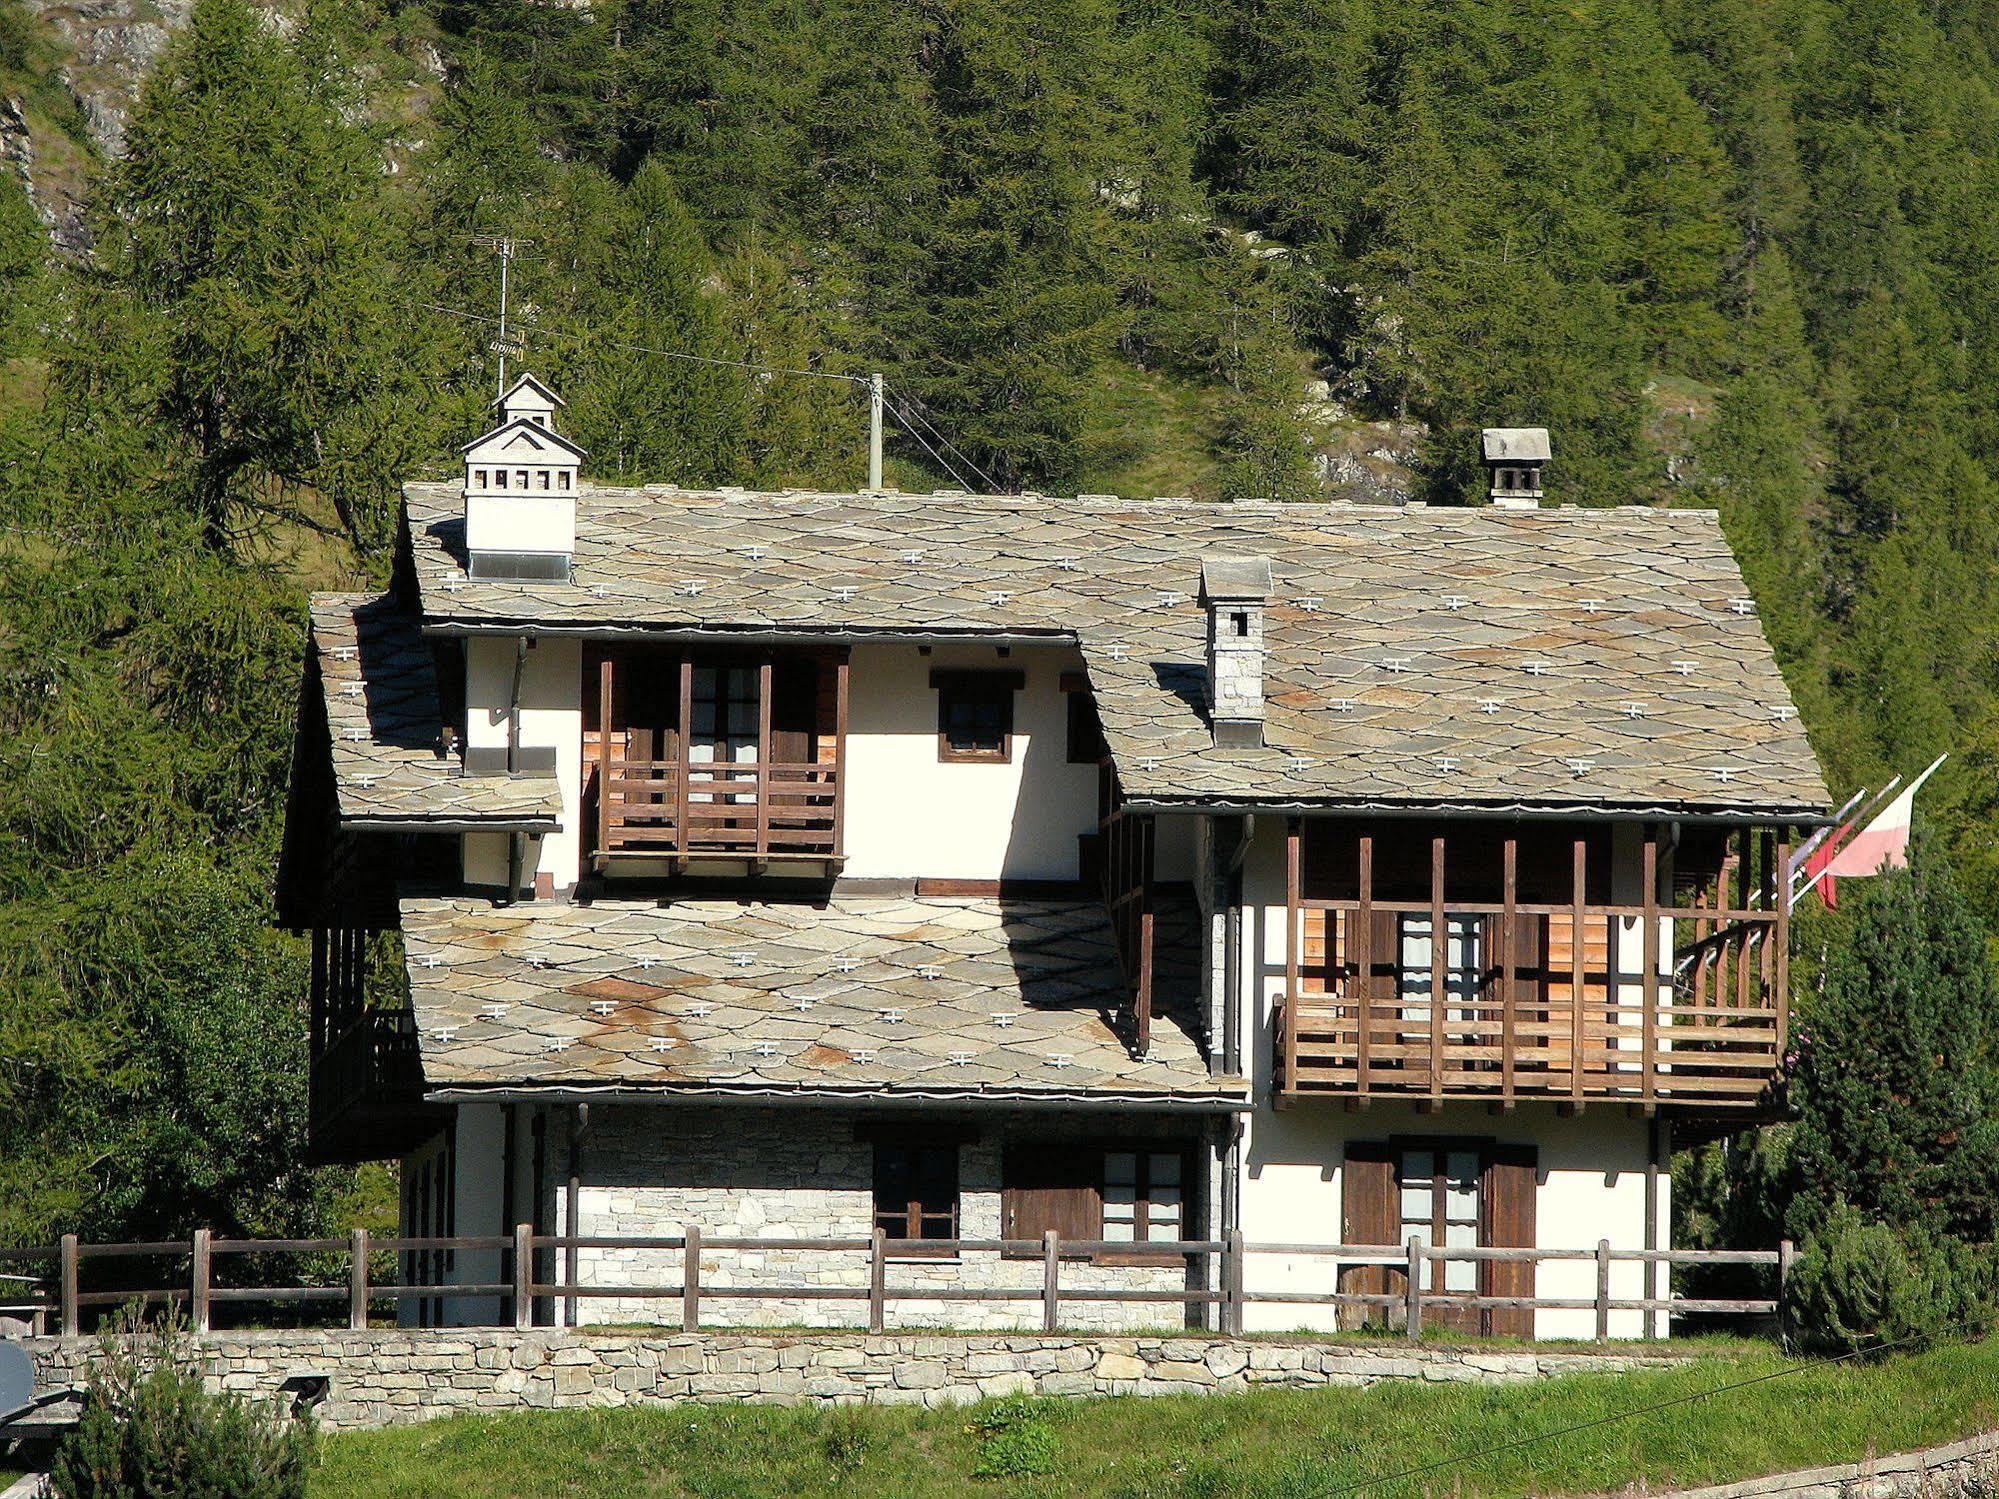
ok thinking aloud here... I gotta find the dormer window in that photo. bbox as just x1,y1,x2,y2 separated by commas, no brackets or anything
475,469,488,487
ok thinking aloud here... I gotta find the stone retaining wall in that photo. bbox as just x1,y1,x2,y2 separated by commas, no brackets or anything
22,1330,1678,1431
1633,1429,1999,1499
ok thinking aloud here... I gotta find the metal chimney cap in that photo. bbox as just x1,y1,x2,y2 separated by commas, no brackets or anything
1199,555,1274,603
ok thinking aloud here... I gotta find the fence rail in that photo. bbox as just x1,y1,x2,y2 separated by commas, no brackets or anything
0,1231,1792,1343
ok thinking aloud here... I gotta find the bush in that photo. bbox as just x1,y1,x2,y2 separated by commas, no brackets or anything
1785,1200,1999,1355
968,1396,1060,1481
50,1309,313,1499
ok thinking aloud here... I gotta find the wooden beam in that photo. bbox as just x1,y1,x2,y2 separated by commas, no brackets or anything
1774,827,1792,1062
1501,836,1517,1106
756,656,774,861
833,653,850,860
1285,818,1302,1100
1357,834,1374,1099
1642,829,1659,1105
1430,834,1446,1102
675,654,694,860
1572,836,1587,1106
597,653,615,863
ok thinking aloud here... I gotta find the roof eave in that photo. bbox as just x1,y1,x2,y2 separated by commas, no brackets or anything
422,1080,1250,1113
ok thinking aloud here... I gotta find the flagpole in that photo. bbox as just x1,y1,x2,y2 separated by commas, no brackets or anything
1789,779,1897,910
1791,753,1948,908
1787,784,1871,879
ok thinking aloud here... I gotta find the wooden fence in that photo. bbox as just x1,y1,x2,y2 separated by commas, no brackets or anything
0,1232,1791,1343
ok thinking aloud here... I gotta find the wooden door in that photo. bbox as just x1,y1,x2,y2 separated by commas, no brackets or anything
1338,1141,1399,1330
1480,1146,1538,1337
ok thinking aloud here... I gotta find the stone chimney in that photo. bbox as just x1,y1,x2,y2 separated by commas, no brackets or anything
1200,555,1272,748
461,374,586,581
1480,427,1550,507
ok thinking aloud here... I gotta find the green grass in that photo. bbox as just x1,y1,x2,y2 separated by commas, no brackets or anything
313,1336,1999,1498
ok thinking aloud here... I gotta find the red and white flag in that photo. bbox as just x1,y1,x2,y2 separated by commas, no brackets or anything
1813,754,1947,908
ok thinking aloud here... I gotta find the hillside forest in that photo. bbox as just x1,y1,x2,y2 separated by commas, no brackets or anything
3,0,1999,1276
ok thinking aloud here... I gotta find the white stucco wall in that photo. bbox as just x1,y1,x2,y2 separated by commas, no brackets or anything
837,642,1100,882
463,636,582,891
1231,819,1670,1339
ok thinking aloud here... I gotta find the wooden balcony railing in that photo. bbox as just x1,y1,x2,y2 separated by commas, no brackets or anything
308,1007,434,1161
1278,823,1793,1109
597,758,842,864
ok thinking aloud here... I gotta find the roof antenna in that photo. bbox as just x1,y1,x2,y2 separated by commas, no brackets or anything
472,234,533,398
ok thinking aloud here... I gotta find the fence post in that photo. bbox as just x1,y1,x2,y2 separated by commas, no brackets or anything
1225,1228,1245,1337
1404,1236,1423,1340
59,1234,78,1338
681,1225,701,1334
1777,1238,1795,1348
348,1228,369,1332
1042,1232,1060,1334
513,1223,533,1332
191,1229,212,1335
869,1229,887,1335
1596,1239,1612,1342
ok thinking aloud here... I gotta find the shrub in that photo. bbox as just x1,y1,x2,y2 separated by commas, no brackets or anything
1785,1200,1999,1355
50,1309,313,1499
968,1396,1060,1481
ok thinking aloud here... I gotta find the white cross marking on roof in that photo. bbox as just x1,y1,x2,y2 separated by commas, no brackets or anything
1105,644,1126,660
880,1008,906,1024
684,1002,714,1018
341,683,363,697
341,727,366,741
989,591,1011,606
416,954,442,969
443,576,463,593
590,584,610,599
1710,765,1743,783
1524,660,1550,676
649,1036,674,1053
1056,557,1080,571
590,1000,617,1017
743,545,766,561
853,1049,878,1063
1295,596,1321,612
990,1012,1018,1028
1674,659,1698,675
1157,591,1184,608
947,1051,975,1066
354,774,378,788
1381,657,1411,673
546,1036,574,1052
917,965,942,980
1332,698,1355,712
789,995,816,1012
902,549,924,564
1443,595,1468,610
526,954,556,969
1046,1053,1074,1069
1477,698,1503,714
1581,597,1603,613
431,1027,458,1043
333,646,357,661
752,1041,780,1059
478,1004,507,1020
679,579,705,597
1730,597,1756,615
1565,757,1596,776
834,959,860,974
636,955,658,969
1771,705,1797,722
1623,702,1648,718
832,585,856,602
1433,756,1459,773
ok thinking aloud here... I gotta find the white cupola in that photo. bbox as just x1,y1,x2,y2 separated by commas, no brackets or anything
461,374,586,581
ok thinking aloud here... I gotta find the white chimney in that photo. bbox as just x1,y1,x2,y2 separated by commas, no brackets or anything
461,374,585,581
1200,555,1272,749
1480,427,1550,507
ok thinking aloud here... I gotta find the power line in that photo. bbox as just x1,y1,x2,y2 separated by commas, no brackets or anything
879,386,980,492
1297,1316,1986,1499
882,379,1006,494
418,300,872,386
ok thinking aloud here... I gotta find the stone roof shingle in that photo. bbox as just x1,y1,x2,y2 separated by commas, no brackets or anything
401,485,1829,817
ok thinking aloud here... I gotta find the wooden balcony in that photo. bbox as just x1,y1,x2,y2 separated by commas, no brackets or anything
1277,822,1794,1112
598,758,841,862
308,1007,437,1162
585,645,848,873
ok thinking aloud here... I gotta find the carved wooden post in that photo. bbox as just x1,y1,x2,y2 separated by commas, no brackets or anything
1042,1231,1061,1333
681,1224,701,1334
191,1230,212,1335
348,1227,369,1331
869,1228,887,1334
1777,1238,1796,1348
513,1223,533,1332
1596,1239,1613,1342
1405,1236,1423,1340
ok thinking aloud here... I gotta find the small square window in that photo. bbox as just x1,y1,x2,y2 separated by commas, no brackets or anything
559,471,571,491
874,1143,959,1255
935,672,1019,763
538,469,551,490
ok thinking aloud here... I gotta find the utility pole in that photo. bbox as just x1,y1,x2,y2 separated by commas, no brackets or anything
868,372,885,491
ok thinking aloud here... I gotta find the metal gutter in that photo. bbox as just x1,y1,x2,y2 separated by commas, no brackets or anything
423,1082,1250,1114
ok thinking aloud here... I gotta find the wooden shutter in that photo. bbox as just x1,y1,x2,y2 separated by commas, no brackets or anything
1339,1140,1400,1330
1001,1146,1101,1257
1480,1144,1538,1337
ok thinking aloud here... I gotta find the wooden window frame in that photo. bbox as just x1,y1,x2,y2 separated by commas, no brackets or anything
871,1140,961,1258
931,669,1024,764
1391,1136,1485,1298
999,1139,1195,1267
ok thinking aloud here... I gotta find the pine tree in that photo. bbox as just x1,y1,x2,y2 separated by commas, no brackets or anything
1786,837,1999,1245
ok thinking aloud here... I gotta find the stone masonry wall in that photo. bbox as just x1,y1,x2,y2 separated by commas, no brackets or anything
568,1106,1206,1332
22,1329,1679,1432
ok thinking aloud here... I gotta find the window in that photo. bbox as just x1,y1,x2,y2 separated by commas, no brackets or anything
689,665,760,804
515,469,529,488
1397,914,1484,1030
1001,1143,1191,1262
475,468,488,488
1399,1146,1482,1295
494,468,508,489
932,669,1022,763
873,1143,959,1251
1231,610,1249,637
1103,1149,1183,1251
559,471,572,491
537,469,551,490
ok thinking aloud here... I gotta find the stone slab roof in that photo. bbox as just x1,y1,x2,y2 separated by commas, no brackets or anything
310,593,561,829
401,484,1829,817
400,893,1239,1107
